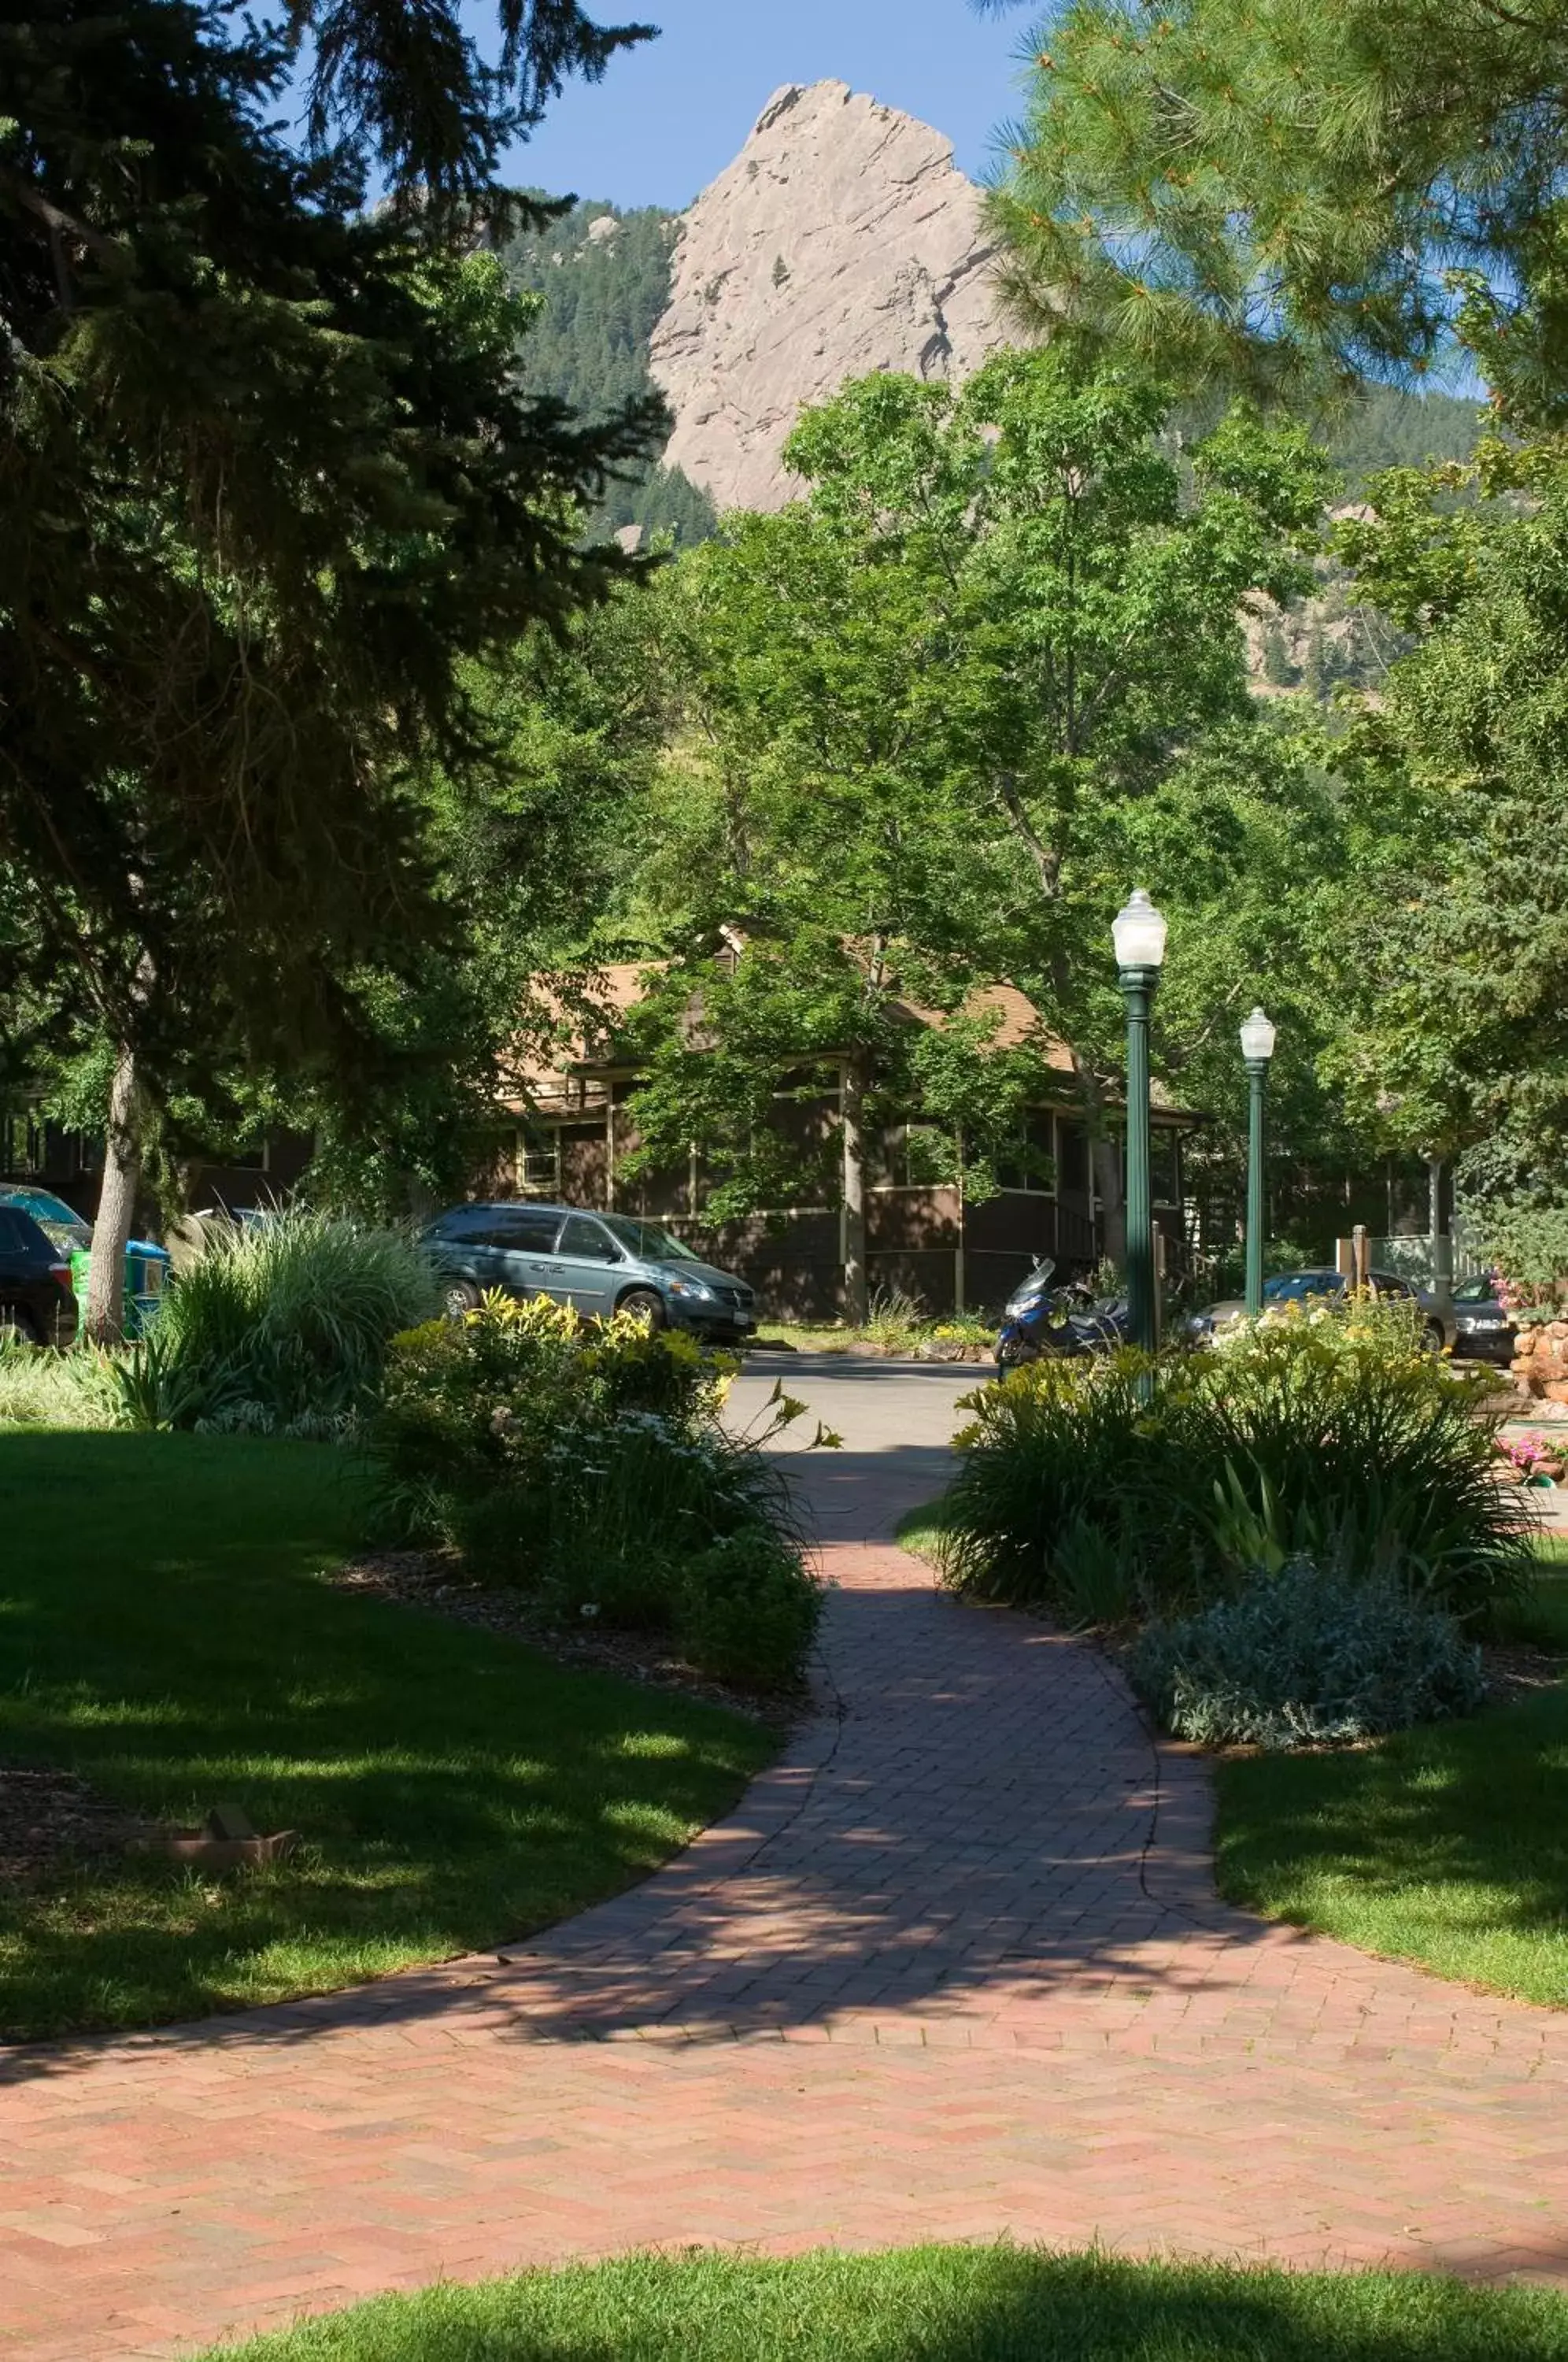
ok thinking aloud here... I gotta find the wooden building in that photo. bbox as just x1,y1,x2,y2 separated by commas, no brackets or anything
494,960,1199,1322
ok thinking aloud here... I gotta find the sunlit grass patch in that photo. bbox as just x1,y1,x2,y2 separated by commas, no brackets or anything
0,1431,773,2040
200,2243,1568,2362
1216,1549,1568,2005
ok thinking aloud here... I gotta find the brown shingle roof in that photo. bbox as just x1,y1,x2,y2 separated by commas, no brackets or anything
501,953,1200,1123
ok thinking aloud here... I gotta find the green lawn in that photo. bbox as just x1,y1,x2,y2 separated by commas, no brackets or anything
894,1490,956,1562
0,1432,773,2041
1215,1553,1568,2008
201,2246,1568,2361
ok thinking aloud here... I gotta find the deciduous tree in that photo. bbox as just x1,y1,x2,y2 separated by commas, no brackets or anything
614,350,1345,1270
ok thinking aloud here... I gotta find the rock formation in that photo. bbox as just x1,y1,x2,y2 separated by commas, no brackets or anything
649,81,1010,513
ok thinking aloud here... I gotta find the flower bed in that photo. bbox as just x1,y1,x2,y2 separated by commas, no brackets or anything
364,1297,827,1694
1497,1430,1568,1486
937,1301,1536,1749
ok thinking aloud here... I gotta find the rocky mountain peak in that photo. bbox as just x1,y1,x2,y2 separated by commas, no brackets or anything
649,80,1009,513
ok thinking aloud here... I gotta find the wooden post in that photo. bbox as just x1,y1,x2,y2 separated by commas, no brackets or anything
1353,1222,1369,1292
605,1094,616,1212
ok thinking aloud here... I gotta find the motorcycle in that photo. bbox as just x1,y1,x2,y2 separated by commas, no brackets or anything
993,1256,1132,1372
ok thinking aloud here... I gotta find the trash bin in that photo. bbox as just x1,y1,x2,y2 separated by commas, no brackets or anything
126,1242,171,1340
70,1240,172,1340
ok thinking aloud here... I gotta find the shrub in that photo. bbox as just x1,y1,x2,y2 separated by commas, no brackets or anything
939,1303,1534,1631
1475,1204,1568,1317
142,1211,441,1435
864,1283,926,1348
937,1353,1194,1616
365,1298,823,1692
676,1525,824,1689
1130,1559,1486,1749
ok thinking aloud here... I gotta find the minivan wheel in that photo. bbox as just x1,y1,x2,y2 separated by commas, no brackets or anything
1422,1318,1446,1355
443,1279,482,1320
617,1287,667,1331
0,1306,39,1348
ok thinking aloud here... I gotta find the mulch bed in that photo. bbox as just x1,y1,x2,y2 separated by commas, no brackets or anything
331,1550,801,1731
1482,1638,1568,1706
0,1765,142,1887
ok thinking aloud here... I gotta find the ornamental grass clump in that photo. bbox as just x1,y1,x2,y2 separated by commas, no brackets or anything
137,1210,441,1436
365,1295,824,1692
0,1338,122,1429
1131,1559,1486,1749
939,1298,1534,1637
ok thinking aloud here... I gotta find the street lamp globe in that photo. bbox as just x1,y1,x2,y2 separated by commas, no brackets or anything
1111,889,1168,974
1240,1006,1278,1064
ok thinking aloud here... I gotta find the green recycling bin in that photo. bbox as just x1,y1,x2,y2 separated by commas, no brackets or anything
70,1240,172,1340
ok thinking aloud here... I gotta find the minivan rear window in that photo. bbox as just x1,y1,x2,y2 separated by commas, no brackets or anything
476,1209,564,1252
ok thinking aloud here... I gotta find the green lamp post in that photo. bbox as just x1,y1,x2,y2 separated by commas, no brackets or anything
1241,1005,1278,1317
1112,888,1168,1354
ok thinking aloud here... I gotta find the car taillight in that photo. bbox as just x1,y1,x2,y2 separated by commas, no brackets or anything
50,1264,72,1289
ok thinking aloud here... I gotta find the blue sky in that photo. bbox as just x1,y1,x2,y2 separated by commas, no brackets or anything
489,0,1034,209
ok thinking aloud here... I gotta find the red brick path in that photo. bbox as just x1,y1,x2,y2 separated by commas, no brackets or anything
3,1362,1567,2360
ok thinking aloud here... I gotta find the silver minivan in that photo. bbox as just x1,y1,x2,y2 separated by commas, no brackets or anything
423,1202,757,1342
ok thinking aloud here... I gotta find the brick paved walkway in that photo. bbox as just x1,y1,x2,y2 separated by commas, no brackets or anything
4,1360,1567,2360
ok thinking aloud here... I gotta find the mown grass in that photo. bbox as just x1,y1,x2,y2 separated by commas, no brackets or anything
200,2245,1568,2361
894,1490,958,1562
0,1431,773,2041
1215,1547,1568,2007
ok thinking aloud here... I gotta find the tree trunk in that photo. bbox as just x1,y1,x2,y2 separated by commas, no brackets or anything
840,1053,868,1327
85,1041,143,1343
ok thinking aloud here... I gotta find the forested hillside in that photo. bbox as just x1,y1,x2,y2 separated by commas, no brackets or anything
1322,383,1485,489
503,192,1482,550
502,199,718,545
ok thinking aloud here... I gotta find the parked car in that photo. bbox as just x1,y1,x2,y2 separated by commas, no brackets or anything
1184,1267,1449,1353
422,1203,757,1342
0,1207,79,1346
0,1185,171,1338
0,1183,91,1253
1448,1269,1517,1365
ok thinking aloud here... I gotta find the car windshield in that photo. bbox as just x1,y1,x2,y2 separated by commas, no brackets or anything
601,1216,701,1264
1454,1273,1499,1303
0,1187,90,1253
1263,1272,1344,1304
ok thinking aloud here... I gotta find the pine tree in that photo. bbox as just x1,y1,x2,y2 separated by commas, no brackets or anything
1261,623,1296,689
980,0,1568,425
1,0,662,1329
498,196,719,542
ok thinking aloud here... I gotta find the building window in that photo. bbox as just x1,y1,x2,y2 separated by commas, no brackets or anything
516,1127,560,1192
0,1110,43,1177
874,1122,951,1189
994,1110,1058,1194
1151,1130,1180,1206
1057,1120,1091,1197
